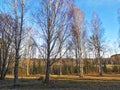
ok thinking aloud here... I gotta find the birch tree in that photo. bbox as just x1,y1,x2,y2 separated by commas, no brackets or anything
71,6,84,76
11,0,26,85
25,28,33,76
0,13,15,80
34,0,73,83
89,12,105,76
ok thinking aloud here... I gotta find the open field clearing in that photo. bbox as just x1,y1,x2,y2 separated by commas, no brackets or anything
0,74,120,90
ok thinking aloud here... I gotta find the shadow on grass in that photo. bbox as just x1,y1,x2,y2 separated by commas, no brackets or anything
0,78,120,90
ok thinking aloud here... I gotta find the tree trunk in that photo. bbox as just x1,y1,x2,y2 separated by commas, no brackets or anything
75,49,79,75
59,47,62,76
59,63,62,75
0,42,5,80
0,67,5,80
80,58,84,77
98,58,102,76
26,58,30,76
0,68,8,80
97,49,102,76
1,58,7,80
44,60,50,84
44,43,51,83
76,59,79,75
14,50,19,86
0,73,5,80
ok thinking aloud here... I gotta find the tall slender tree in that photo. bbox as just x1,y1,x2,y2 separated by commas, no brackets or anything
12,0,26,85
89,12,105,76
70,6,84,76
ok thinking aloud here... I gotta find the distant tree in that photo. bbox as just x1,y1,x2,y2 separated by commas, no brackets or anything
81,21,89,74
70,6,84,76
23,27,34,76
34,0,73,83
89,12,105,76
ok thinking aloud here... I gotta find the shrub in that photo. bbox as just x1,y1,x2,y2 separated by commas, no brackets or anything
103,63,107,73
7,68,13,74
112,66,118,73
38,76,44,82
51,65,60,75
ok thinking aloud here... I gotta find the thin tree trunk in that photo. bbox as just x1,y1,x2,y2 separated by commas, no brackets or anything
0,60,4,80
0,72,5,80
26,29,31,76
0,61,5,80
44,43,50,84
98,58,102,76
44,60,50,83
1,50,8,80
75,48,79,75
0,33,4,80
14,50,19,86
59,46,62,76
80,58,84,77
98,50,102,76
76,58,79,75
26,58,30,76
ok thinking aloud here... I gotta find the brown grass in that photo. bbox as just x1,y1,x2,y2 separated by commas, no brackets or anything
0,74,120,90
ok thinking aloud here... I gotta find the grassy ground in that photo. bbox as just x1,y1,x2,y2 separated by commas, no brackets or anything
0,74,120,90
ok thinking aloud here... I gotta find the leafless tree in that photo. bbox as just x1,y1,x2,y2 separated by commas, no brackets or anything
70,6,84,76
0,13,15,80
34,0,73,83
89,12,105,76
9,0,26,85
23,27,34,76
81,21,89,74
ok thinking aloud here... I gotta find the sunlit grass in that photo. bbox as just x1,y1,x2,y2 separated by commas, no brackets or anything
1,75,120,90
6,74,120,81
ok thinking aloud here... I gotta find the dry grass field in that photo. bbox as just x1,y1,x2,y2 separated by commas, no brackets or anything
0,74,120,90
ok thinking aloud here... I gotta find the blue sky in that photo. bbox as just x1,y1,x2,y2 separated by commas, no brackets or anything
0,0,120,56
1,0,119,44
75,0,120,45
